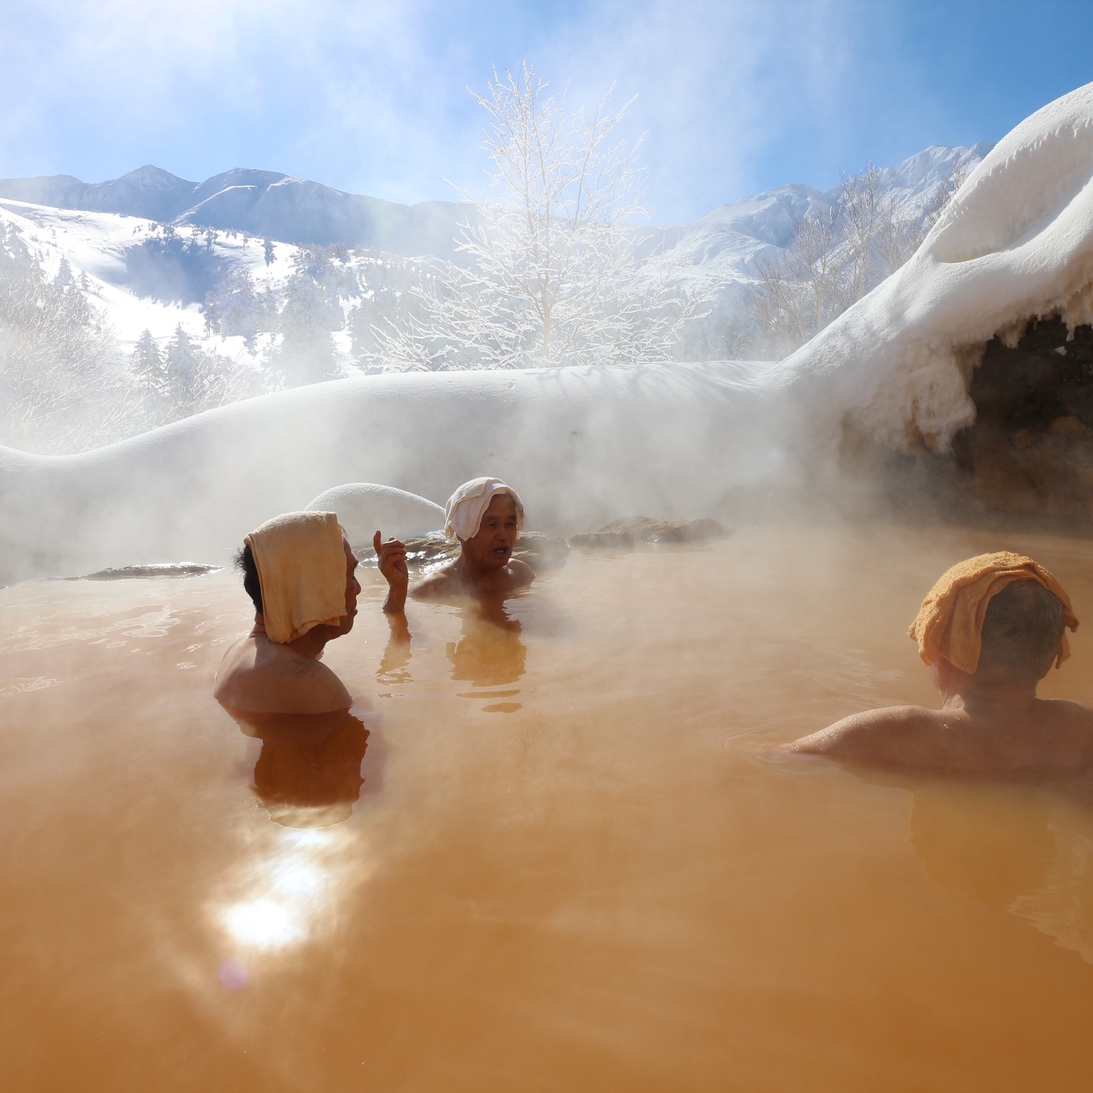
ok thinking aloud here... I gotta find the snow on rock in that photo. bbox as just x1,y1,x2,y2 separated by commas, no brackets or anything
783,83,1093,455
306,483,445,543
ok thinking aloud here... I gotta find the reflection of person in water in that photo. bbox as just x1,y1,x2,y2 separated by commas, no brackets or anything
908,779,1056,906
375,593,528,704
229,708,370,827
448,597,527,689
214,511,361,715
788,553,1093,772
862,768,1093,964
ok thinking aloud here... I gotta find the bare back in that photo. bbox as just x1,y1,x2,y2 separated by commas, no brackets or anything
788,699,1093,773
214,633,352,715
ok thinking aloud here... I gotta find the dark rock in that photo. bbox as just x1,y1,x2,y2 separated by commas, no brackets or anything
570,516,732,550
511,532,570,571
360,532,569,573
68,563,221,581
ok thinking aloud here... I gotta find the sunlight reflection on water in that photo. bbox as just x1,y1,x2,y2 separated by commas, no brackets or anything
216,825,360,954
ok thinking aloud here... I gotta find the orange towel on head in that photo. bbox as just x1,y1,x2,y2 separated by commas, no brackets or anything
245,511,347,644
908,551,1078,674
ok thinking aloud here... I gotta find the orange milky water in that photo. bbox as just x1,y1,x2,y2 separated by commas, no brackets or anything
3,523,1093,1093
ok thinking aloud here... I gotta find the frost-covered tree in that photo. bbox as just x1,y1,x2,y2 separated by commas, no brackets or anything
0,223,131,451
271,270,343,386
130,328,169,421
752,163,964,357
206,267,261,345
373,64,709,370
161,324,261,421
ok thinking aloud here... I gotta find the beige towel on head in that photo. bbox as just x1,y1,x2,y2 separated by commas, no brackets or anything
908,551,1078,674
444,477,524,540
245,511,347,644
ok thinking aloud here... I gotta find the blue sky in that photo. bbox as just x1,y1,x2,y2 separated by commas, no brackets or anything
1,0,1092,225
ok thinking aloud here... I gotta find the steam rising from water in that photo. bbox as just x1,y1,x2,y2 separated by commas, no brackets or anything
0,359,809,583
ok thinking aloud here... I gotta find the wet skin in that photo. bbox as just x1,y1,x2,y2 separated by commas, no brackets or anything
785,654,1093,773
376,493,533,614
213,539,362,715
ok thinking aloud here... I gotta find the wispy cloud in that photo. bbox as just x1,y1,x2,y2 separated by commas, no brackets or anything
0,0,1075,223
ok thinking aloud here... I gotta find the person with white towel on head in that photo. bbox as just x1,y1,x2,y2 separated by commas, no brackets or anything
375,477,533,614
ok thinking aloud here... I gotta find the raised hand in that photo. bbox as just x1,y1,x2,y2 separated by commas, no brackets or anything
374,530,409,613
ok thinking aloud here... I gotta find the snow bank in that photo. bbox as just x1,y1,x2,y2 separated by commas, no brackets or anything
0,360,794,581
783,81,1093,454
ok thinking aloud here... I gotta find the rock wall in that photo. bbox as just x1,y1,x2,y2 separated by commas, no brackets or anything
844,316,1093,525
956,317,1093,519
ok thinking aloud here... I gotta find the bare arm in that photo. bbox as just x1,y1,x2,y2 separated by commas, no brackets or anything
374,530,409,613
785,705,945,766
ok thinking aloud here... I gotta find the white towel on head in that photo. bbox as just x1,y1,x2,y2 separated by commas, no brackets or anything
444,478,525,541
245,511,347,644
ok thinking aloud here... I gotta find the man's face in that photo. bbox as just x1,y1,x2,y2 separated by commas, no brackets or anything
461,494,520,569
336,538,361,634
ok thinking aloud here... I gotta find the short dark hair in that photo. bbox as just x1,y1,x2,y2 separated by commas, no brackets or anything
978,580,1065,684
235,544,263,614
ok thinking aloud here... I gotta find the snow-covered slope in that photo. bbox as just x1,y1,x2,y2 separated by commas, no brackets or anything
0,165,471,258
782,84,1093,454
0,197,297,344
0,360,792,582
0,145,985,366
662,145,990,317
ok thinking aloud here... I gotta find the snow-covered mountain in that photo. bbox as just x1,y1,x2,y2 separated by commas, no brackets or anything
661,143,993,290
0,165,470,258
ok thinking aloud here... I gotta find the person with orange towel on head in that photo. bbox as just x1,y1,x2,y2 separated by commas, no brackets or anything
374,477,534,613
786,552,1093,772
214,511,362,715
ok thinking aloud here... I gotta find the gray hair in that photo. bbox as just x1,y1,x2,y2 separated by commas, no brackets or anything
978,580,1066,684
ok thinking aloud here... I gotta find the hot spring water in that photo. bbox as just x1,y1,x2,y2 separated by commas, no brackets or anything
3,523,1093,1092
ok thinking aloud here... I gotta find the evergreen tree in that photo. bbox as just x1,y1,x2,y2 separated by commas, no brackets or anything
164,325,202,418
273,271,341,386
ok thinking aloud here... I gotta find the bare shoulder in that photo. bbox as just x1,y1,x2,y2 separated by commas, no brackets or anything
214,636,351,714
1035,698,1093,765
410,558,534,600
508,558,535,587
1038,697,1093,727
784,705,944,764
411,563,460,600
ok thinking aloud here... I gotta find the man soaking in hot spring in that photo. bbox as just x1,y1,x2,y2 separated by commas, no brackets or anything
787,553,1093,772
214,511,361,714
374,477,533,613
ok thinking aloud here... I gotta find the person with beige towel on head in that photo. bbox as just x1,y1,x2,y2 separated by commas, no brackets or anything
214,511,362,715
786,552,1093,772
374,477,534,614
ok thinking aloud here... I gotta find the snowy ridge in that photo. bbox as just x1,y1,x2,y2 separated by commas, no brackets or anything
783,83,1093,454
0,166,472,258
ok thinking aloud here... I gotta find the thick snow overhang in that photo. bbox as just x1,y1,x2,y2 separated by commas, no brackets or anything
782,81,1093,455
